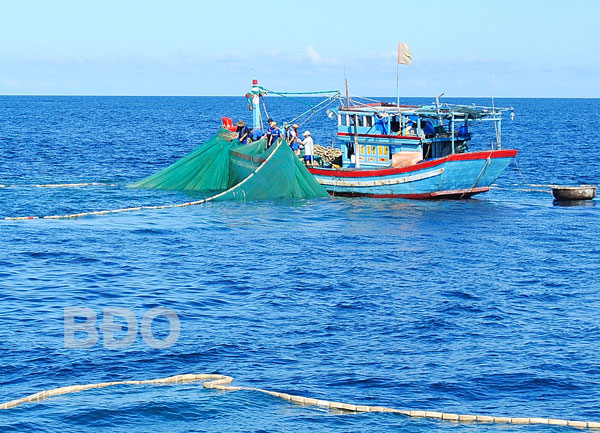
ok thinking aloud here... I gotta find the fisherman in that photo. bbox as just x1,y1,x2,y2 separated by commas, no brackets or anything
299,131,315,166
265,118,275,144
287,123,300,156
251,128,264,142
236,120,249,144
422,120,435,138
403,118,416,136
266,122,282,149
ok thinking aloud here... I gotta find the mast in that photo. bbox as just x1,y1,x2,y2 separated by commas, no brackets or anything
251,78,262,131
353,114,360,169
345,78,350,108
345,77,359,168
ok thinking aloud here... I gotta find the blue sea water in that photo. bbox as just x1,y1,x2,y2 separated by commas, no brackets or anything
0,96,599,432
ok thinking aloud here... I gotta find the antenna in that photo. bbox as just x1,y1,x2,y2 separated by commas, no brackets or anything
344,67,350,108
490,71,500,149
396,62,400,109
435,92,444,125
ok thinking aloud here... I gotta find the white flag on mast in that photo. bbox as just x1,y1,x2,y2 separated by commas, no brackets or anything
398,42,412,66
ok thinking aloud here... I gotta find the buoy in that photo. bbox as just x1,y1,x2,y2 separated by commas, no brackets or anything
551,185,596,201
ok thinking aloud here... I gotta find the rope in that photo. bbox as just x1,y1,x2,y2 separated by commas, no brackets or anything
514,155,536,187
4,142,284,221
261,96,271,122
289,96,341,128
490,185,553,194
0,182,115,189
262,88,339,108
512,156,562,190
263,89,339,96
460,151,492,199
1,373,598,429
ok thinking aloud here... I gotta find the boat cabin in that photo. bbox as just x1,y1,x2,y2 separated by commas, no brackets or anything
334,103,505,169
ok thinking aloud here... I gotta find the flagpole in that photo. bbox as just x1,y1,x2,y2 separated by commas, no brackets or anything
396,63,400,109
396,42,412,110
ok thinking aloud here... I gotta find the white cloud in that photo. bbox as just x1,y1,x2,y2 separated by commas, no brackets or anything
303,46,339,67
3,79,19,88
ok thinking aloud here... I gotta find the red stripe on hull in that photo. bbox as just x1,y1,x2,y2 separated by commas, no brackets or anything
330,187,490,199
308,149,517,178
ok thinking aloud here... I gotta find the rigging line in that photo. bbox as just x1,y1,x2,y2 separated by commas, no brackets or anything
490,71,500,146
347,94,382,104
295,98,340,128
261,96,271,123
460,151,493,199
262,88,341,108
291,97,339,127
263,92,316,107
512,154,557,188
513,155,531,186
504,156,557,191
263,88,339,96
286,95,340,125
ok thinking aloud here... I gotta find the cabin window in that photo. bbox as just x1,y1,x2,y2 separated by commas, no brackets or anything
390,116,400,133
363,116,373,127
338,114,343,126
346,115,351,126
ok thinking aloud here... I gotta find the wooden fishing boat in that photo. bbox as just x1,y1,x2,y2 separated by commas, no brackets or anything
307,102,517,198
230,79,517,199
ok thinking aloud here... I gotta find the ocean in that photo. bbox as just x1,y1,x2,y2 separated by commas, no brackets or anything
0,96,599,432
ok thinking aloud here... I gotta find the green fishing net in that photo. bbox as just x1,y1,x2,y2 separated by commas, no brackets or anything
130,129,328,200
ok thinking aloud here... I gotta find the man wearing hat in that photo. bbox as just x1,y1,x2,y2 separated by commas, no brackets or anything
236,120,249,144
266,121,282,149
299,130,315,166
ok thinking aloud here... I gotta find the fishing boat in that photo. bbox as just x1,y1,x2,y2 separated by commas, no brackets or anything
236,78,517,199
307,100,517,198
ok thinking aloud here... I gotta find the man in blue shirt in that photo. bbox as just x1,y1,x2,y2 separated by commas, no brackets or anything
249,128,263,142
267,121,282,149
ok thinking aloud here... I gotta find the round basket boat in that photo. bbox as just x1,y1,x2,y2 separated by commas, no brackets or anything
552,185,597,201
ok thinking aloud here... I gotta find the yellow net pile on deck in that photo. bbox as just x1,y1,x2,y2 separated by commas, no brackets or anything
130,129,328,200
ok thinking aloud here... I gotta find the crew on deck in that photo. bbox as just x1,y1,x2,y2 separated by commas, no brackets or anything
266,121,282,149
299,131,315,166
285,123,300,156
236,120,249,144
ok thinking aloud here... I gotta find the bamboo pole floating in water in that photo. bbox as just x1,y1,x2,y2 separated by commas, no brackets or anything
1,373,599,429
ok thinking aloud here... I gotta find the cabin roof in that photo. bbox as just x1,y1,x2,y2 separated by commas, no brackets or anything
339,102,511,120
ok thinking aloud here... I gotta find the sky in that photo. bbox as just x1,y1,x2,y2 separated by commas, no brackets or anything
1,0,599,97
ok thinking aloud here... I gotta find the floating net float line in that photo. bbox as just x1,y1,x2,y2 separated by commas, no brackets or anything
5,196,214,220
490,184,553,194
0,182,116,189
1,373,598,430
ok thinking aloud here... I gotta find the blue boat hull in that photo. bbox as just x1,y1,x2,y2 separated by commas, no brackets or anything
308,149,517,198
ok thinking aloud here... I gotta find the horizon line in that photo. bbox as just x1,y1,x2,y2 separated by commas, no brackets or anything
1,94,599,99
